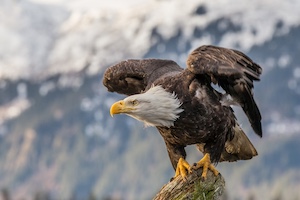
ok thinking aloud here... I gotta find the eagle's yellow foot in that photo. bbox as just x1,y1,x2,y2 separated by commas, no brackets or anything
174,158,192,181
193,153,219,180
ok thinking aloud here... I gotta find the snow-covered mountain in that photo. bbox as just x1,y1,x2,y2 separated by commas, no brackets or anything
1,0,300,199
1,0,300,79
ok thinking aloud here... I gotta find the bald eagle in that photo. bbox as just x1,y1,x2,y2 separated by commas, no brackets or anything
103,45,262,180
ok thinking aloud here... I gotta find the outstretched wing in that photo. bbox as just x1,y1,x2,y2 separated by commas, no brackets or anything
186,45,262,137
103,59,182,96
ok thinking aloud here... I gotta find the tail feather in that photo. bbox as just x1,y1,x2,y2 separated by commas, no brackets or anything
220,124,257,162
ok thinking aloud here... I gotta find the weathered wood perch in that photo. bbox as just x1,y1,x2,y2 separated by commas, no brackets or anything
153,168,225,200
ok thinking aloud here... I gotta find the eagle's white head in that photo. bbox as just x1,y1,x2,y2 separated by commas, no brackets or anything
110,85,183,128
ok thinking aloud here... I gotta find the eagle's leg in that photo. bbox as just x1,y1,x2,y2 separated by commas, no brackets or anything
193,153,219,180
174,158,192,180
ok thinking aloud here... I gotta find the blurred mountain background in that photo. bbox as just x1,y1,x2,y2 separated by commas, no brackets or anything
0,0,300,199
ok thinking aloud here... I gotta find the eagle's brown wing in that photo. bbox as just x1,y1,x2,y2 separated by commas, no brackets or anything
186,45,262,137
103,59,182,96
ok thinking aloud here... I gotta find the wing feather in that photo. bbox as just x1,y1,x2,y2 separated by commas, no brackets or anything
103,59,182,96
186,45,262,137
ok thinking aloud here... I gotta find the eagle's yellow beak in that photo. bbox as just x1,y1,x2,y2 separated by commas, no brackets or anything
110,100,135,117
110,100,124,117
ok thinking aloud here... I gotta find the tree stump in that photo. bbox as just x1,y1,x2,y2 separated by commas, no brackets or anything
153,168,225,200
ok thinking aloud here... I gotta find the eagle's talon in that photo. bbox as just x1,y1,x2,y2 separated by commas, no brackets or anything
201,176,206,182
191,163,199,170
174,158,191,181
194,153,219,180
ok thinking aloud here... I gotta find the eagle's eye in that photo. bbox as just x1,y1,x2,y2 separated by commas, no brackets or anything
131,100,139,106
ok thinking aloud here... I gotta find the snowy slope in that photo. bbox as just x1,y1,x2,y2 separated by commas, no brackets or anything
1,0,300,79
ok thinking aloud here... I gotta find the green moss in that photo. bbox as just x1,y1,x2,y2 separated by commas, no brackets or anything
192,179,216,200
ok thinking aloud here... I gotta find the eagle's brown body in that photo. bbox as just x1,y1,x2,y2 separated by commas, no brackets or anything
103,45,262,172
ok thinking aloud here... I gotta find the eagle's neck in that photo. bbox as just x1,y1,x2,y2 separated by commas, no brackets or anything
126,86,184,128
